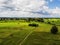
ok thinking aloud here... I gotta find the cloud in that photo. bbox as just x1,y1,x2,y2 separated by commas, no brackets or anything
50,0,53,2
51,7,60,15
0,0,48,17
0,0,60,18
42,6,60,17
12,0,47,11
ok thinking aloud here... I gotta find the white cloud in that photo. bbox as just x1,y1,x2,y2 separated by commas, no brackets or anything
52,7,60,15
50,0,53,2
0,0,60,17
42,6,60,17
12,0,47,11
0,0,48,17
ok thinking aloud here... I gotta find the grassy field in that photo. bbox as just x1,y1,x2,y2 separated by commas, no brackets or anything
0,19,60,45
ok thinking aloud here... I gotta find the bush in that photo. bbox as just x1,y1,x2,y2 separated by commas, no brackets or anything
37,18,44,22
48,22,51,24
28,23,39,27
51,25,58,34
52,21,54,22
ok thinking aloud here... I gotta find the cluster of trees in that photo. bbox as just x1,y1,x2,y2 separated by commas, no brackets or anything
26,18,44,22
0,18,20,20
29,23,39,27
0,18,44,22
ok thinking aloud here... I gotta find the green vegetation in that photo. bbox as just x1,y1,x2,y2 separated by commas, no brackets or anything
0,18,60,45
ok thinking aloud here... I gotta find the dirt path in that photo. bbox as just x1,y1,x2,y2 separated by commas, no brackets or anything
19,30,34,45
19,28,36,45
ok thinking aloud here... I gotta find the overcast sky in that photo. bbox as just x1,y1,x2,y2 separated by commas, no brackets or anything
0,0,60,18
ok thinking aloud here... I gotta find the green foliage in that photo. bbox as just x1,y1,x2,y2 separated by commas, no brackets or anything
28,23,39,27
51,25,58,34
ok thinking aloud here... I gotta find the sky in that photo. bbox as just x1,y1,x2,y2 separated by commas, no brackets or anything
0,0,60,18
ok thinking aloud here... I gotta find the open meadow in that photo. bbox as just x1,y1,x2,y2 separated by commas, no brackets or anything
0,18,60,45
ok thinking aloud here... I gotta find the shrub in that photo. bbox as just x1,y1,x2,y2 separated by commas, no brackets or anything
48,22,51,24
10,34,13,37
28,23,39,27
52,21,54,22
37,18,44,22
51,25,58,34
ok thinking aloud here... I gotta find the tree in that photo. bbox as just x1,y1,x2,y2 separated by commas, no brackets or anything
28,23,39,27
51,25,58,34
35,18,44,22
